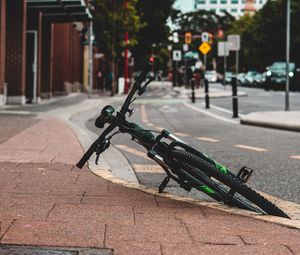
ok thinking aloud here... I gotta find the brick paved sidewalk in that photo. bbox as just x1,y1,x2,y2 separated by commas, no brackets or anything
0,117,299,255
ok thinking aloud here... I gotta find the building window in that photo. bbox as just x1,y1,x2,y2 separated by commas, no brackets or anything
220,0,227,3
210,0,217,4
231,8,238,12
197,0,206,4
231,0,238,4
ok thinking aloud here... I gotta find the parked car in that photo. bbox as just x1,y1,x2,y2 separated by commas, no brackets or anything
244,71,259,87
237,73,246,86
264,62,300,91
205,70,218,83
224,72,233,85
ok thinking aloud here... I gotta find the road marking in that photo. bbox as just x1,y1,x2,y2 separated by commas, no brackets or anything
235,144,267,152
205,103,245,118
196,137,220,143
133,164,165,174
114,144,150,161
174,132,189,137
290,155,300,160
0,110,32,115
140,104,149,123
184,102,239,124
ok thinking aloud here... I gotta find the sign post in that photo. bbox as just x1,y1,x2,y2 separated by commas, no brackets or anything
228,35,241,118
218,41,229,86
198,40,211,109
173,50,181,87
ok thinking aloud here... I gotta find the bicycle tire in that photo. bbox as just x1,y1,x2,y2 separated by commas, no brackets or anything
172,150,289,218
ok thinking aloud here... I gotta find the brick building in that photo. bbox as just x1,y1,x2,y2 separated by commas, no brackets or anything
0,0,93,105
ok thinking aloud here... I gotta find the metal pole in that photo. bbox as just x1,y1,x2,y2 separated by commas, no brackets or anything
88,21,93,98
285,0,290,111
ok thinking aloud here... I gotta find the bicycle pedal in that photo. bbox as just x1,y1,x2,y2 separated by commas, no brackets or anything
158,176,170,193
237,166,254,183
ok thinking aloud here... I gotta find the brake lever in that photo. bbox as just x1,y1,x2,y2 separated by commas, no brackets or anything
95,139,111,165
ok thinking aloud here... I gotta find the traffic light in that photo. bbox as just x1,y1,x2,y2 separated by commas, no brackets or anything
185,32,192,44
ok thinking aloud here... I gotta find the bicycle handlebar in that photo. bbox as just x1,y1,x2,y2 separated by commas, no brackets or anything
76,58,154,169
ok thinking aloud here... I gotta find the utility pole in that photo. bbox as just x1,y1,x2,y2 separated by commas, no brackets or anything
88,21,93,98
285,0,291,111
124,0,129,94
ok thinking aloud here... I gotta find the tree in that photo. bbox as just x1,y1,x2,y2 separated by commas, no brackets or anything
93,0,143,59
133,0,175,71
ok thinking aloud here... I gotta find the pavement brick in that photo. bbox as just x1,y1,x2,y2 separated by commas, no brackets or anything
48,204,135,225
162,243,293,255
1,220,105,248
0,116,39,145
106,240,162,255
4,202,55,221
106,223,193,243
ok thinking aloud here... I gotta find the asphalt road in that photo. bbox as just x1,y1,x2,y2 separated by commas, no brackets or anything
87,82,300,205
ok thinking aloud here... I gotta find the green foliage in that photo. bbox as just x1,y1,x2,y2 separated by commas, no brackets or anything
133,0,175,70
93,0,143,59
229,0,300,70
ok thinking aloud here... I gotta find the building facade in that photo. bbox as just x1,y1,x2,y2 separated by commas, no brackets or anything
194,0,267,18
0,0,95,105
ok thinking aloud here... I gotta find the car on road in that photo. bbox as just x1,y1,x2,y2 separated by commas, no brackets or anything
244,71,259,87
224,72,233,85
264,62,300,91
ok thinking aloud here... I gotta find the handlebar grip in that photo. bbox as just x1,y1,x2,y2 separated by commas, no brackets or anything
76,142,97,169
136,58,154,83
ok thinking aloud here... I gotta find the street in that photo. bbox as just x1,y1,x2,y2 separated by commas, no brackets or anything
84,82,300,205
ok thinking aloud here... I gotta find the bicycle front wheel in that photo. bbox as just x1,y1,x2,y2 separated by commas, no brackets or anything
172,150,289,218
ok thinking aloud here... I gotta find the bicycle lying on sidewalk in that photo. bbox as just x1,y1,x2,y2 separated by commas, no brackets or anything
77,59,289,219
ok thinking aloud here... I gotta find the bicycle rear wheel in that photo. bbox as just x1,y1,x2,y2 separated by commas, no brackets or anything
172,150,289,218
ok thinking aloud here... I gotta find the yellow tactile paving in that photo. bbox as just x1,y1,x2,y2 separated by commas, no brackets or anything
133,164,165,174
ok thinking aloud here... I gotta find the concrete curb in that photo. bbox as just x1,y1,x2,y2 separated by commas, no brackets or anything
241,111,300,132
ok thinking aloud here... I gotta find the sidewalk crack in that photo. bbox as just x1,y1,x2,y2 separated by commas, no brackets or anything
132,206,136,225
283,244,295,255
73,173,80,184
80,191,86,204
154,196,159,207
159,243,164,255
46,204,56,219
0,219,16,242
237,235,252,245
103,224,108,247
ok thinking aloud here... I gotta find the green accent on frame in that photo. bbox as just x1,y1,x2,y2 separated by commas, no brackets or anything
214,161,228,174
198,185,215,195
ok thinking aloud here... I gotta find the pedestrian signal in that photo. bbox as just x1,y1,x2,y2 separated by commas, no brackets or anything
185,32,192,44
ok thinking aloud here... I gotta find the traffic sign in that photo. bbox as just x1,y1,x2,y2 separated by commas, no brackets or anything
201,32,209,42
227,34,241,51
218,42,229,57
199,42,211,55
173,50,182,61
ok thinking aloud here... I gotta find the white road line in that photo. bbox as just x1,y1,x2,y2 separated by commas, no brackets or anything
235,144,267,152
184,102,239,124
196,137,220,143
205,103,245,118
0,110,32,115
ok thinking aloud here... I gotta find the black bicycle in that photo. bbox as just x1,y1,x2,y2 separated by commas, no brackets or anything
77,59,289,219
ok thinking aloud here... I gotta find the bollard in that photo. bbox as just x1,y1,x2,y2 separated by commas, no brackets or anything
231,77,239,118
190,78,195,103
204,78,209,109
